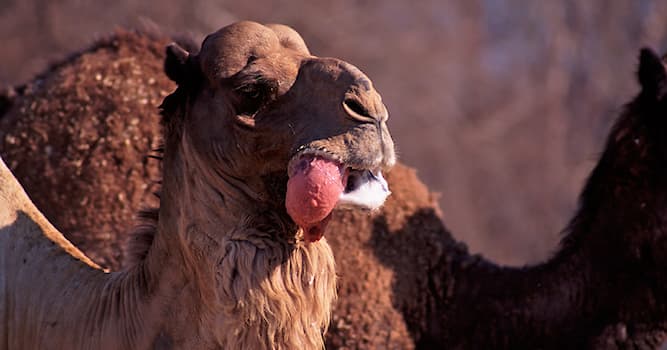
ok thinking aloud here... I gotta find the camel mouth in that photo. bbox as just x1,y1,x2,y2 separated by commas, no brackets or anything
285,148,390,242
288,148,391,210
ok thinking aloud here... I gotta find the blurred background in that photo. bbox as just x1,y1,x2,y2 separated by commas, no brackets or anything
1,0,667,265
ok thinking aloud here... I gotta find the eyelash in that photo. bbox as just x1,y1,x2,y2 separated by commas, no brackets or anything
234,80,275,116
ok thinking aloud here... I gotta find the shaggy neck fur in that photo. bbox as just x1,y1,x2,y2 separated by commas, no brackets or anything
135,119,337,349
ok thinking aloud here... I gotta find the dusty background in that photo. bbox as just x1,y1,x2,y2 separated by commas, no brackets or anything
2,0,667,265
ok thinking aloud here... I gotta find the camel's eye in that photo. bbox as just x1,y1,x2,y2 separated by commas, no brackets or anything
236,83,265,116
232,74,278,117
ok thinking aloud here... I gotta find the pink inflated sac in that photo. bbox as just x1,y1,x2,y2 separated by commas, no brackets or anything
286,155,348,242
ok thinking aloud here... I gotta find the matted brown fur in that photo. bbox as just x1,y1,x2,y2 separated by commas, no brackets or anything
0,30,170,269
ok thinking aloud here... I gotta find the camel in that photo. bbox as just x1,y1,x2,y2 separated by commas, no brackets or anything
328,48,667,348
4,28,667,348
405,48,667,348
0,21,395,349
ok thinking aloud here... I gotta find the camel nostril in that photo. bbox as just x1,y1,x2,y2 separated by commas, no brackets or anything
343,98,375,123
344,99,369,117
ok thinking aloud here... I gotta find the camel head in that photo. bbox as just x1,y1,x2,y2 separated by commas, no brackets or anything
161,21,395,242
601,48,667,181
568,48,667,280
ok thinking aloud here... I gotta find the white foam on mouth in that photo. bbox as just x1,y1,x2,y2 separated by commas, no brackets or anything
337,170,390,210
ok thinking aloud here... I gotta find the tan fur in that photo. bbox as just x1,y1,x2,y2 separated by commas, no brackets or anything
216,234,336,349
166,133,338,349
133,131,338,349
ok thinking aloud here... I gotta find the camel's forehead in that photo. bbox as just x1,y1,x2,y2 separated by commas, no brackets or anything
199,21,310,79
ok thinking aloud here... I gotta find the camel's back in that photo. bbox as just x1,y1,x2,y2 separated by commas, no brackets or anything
0,156,53,348
0,156,107,349
0,157,32,226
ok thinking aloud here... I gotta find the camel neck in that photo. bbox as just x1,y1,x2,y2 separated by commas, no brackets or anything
138,136,248,311
155,133,291,245
430,246,601,348
130,135,336,349
422,150,667,348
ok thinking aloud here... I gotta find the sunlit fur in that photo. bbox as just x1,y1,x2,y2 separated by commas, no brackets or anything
161,132,338,349
215,234,336,349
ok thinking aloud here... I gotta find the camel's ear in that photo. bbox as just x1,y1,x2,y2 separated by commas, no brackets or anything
165,43,191,85
638,47,667,99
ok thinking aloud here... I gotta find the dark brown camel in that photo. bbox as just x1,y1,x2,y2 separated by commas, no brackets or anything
2,29,667,348
404,48,667,348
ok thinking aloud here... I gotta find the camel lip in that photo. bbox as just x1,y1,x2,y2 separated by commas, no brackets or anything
287,147,391,211
288,146,385,176
338,168,390,210
287,147,344,178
